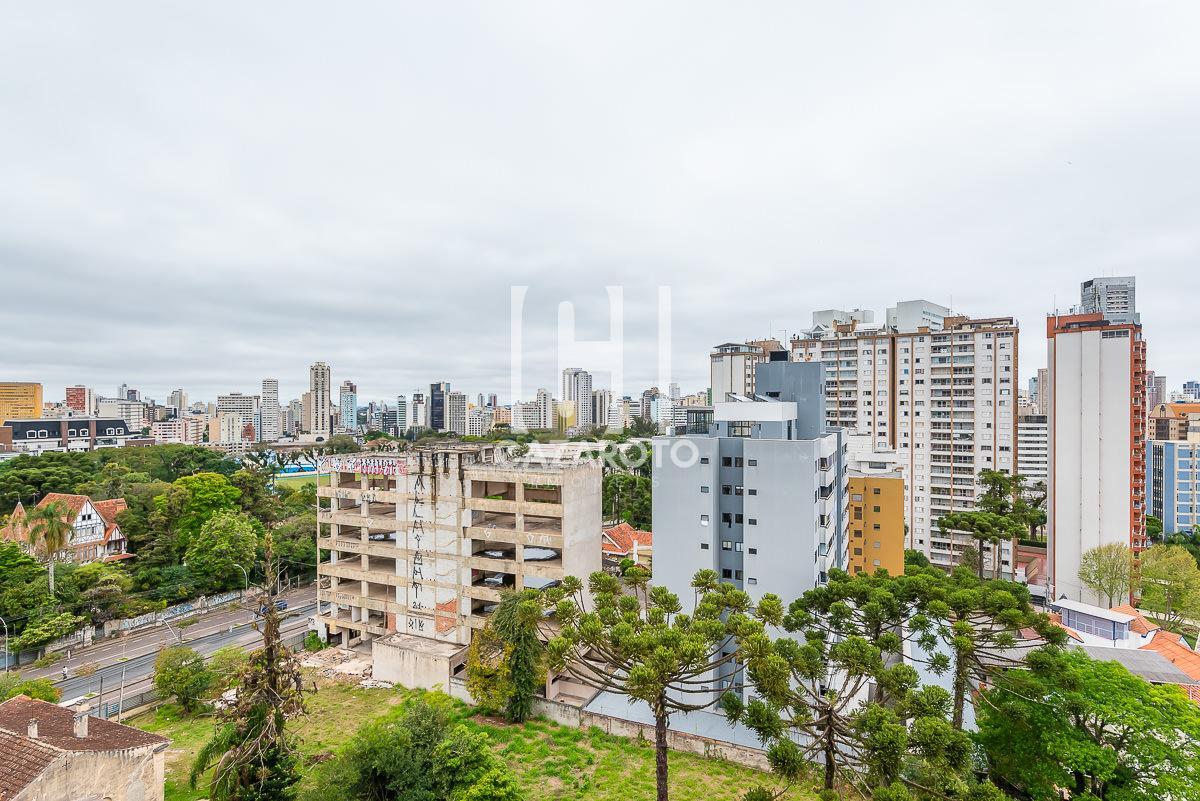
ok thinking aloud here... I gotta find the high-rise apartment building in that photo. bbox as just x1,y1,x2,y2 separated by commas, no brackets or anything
792,311,1019,571
410,392,427,431
1144,372,1166,409
97,398,147,432
308,362,332,438
430,382,450,432
708,340,783,402
217,393,260,441
886,299,951,332
167,389,188,416
1148,440,1200,537
339,381,358,435
467,407,494,437
1035,368,1050,415
560,368,594,430
535,388,554,430
591,389,612,432
1017,413,1049,488
1079,276,1138,324
0,382,42,421
64,386,95,416
259,380,280,441
653,360,845,700
510,401,540,432
446,391,467,436
1047,312,1147,604
1184,380,1200,400
315,446,601,646
286,399,303,436
394,395,408,434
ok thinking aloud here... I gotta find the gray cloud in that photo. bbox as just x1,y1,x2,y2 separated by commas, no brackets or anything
1,2,1197,405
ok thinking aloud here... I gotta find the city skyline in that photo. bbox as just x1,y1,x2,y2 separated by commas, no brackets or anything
2,5,1199,402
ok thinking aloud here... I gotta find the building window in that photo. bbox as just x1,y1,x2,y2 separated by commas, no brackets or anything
722,485,732,495
722,540,733,550
747,459,757,466
735,514,744,523
748,488,757,496
748,547,757,555
700,514,710,525
872,488,881,495
721,513,732,525
873,506,881,513
701,486,710,493
854,548,863,555
700,542,710,549
747,577,758,585
735,486,744,496
852,494,863,502
734,542,743,552
734,457,744,467
728,422,754,438
873,541,881,548
701,457,710,464
748,518,757,525
722,457,732,466
722,569,733,579
734,570,743,580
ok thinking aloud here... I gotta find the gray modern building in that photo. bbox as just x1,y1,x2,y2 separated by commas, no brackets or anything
1079,276,1138,324
653,357,847,623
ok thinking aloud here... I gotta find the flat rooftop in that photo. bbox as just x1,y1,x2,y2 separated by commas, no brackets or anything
375,632,465,657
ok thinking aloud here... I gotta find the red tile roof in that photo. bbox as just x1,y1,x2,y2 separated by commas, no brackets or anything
1045,612,1082,642
1140,631,1200,681
602,522,652,556
0,727,60,799
0,695,168,753
35,492,89,518
1110,604,1159,636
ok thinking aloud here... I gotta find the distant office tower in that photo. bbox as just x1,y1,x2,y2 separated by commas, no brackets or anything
65,386,95,416
1028,375,1039,405
446,391,467,435
1145,372,1167,408
339,381,358,434
1185,380,1200,400
653,360,845,700
395,395,408,433
1036,368,1049,415
259,380,280,441
0,382,43,421
1048,312,1147,604
430,382,450,432
886,299,951,332
561,368,594,430
535,388,554,429
709,340,783,402
1017,413,1049,487
308,362,332,438
487,393,498,409
639,387,660,421
1079,276,1138,324
286,399,303,436
117,383,129,401
591,389,613,432
410,392,427,431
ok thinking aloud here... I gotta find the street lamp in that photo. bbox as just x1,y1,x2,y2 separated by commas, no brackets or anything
232,563,251,591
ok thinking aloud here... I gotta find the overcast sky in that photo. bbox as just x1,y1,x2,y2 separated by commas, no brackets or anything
2,3,1197,406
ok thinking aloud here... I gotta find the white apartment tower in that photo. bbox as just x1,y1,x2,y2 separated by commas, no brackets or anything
339,380,358,434
260,379,281,442
560,369,594,430
792,312,1020,573
709,340,782,402
1047,312,1147,604
309,362,332,438
446,391,468,436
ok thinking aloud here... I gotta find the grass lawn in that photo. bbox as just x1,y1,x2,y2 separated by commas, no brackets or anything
274,473,328,490
133,675,816,801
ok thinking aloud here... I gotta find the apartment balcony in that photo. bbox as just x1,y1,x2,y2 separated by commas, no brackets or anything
318,485,405,505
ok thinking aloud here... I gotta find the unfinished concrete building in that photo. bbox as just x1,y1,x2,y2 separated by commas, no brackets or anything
314,445,602,650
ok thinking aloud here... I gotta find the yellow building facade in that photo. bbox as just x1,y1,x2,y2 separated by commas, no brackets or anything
848,472,905,575
0,382,42,421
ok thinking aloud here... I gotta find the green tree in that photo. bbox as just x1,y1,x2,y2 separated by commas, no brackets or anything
0,452,98,513
191,537,306,801
602,471,651,530
0,541,52,634
541,569,772,801
1136,543,1200,630
909,565,1066,730
185,510,260,593
154,645,213,713
977,648,1200,801
23,500,74,596
491,589,546,723
208,645,250,694
1145,514,1164,541
0,673,61,702
937,511,1023,580
1078,542,1134,607
463,624,514,714
628,415,659,438
170,472,242,547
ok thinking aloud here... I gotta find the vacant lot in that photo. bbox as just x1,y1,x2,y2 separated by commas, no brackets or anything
133,675,816,801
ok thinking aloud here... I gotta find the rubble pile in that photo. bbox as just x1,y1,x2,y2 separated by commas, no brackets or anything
299,646,388,688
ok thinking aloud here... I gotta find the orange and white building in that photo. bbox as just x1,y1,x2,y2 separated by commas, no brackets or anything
1,493,130,563
1046,312,1147,604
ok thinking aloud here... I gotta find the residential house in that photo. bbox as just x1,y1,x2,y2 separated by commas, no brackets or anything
2,493,130,563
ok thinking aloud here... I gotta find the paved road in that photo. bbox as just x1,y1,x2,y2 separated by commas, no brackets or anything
10,585,317,704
